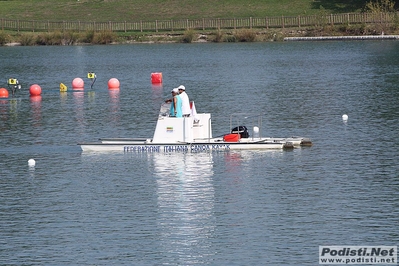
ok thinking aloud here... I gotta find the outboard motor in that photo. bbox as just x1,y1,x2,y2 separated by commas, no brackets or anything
231,126,249,138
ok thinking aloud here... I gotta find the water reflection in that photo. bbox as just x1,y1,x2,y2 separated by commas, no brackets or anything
30,96,42,128
152,152,215,264
108,89,120,123
72,91,85,134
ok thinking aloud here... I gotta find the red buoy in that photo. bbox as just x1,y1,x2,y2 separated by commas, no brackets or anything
108,78,120,90
72,78,84,89
0,88,9,98
29,84,42,96
151,72,162,84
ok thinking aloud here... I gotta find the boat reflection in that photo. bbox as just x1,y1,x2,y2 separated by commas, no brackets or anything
152,152,216,263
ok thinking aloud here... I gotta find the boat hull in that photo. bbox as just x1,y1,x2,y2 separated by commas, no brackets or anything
79,141,293,152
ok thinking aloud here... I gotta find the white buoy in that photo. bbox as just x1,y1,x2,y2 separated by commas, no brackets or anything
342,114,348,121
28,159,36,167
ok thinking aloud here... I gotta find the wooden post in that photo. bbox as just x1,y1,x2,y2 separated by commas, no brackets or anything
250,17,252,29
298,15,300,28
266,17,269,29
140,21,142,32
282,15,284,29
32,20,34,32
156,20,158,32
202,18,205,30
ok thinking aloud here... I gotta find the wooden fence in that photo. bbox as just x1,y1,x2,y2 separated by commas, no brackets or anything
0,12,397,33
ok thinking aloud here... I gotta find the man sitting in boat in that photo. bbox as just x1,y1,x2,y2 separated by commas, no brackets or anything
169,88,182,117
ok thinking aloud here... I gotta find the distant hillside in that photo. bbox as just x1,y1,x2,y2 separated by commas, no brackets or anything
0,0,371,22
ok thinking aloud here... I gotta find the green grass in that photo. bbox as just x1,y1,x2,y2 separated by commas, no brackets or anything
0,0,374,22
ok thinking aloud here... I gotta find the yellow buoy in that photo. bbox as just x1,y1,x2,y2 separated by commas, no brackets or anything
60,83,67,92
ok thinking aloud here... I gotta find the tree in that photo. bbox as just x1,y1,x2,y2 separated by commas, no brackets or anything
365,0,396,12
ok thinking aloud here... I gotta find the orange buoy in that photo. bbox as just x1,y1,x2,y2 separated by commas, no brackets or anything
151,72,162,84
29,84,42,96
0,88,9,98
108,78,120,90
72,78,84,89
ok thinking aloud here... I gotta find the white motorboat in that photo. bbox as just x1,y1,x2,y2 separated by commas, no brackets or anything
79,102,312,152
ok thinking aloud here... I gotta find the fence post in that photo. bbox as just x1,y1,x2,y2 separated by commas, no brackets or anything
78,21,80,32
250,17,252,29
124,21,126,32
171,19,173,32
140,20,142,32
17,19,19,32
282,15,284,29
32,20,34,32
298,15,300,28
218,18,220,30
266,17,269,29
202,18,205,30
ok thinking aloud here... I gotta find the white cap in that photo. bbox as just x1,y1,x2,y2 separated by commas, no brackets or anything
171,88,179,93
178,85,185,91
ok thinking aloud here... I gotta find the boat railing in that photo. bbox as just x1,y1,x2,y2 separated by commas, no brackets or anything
229,113,263,140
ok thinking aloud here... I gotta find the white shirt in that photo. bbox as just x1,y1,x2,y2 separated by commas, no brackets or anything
179,91,190,115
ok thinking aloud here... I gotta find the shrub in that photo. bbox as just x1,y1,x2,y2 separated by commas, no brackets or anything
233,29,257,42
212,30,224,43
35,31,63,45
19,33,36,46
63,30,80,45
180,29,196,43
81,30,95,43
92,30,117,44
0,31,8,45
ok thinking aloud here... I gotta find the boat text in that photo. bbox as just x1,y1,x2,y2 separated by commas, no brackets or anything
123,144,231,153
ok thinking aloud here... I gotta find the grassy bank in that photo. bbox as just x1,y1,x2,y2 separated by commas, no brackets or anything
0,0,375,22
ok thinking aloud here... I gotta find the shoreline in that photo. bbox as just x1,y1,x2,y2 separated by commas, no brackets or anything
3,31,399,46
284,35,399,41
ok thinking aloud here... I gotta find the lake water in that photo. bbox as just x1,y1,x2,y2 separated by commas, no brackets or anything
0,41,398,265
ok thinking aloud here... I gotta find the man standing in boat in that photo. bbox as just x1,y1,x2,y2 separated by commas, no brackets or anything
178,85,190,117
